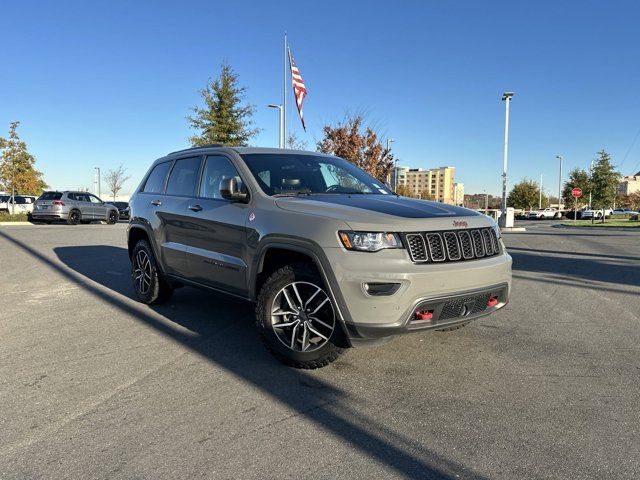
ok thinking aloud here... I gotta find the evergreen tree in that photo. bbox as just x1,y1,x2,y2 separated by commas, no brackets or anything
0,122,47,196
562,167,591,207
507,179,540,210
188,63,260,146
590,150,619,209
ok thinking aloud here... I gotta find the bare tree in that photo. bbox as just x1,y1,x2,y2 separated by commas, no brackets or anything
286,132,308,150
104,164,131,201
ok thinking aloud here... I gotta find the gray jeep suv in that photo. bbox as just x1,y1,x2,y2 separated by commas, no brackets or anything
128,145,512,368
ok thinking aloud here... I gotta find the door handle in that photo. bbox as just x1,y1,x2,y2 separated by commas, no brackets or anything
151,200,162,206
189,204,203,212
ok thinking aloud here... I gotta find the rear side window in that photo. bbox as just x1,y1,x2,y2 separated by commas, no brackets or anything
38,192,63,200
166,157,202,197
142,162,171,194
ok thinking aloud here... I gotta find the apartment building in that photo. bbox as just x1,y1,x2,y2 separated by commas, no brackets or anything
618,173,640,195
394,166,455,203
453,182,464,206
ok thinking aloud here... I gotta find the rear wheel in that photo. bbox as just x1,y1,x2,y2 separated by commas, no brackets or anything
107,210,117,224
131,239,173,304
256,263,345,369
67,209,81,225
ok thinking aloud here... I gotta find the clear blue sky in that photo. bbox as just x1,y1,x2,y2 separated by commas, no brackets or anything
2,0,639,197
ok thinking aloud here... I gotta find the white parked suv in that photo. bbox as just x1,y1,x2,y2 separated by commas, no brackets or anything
526,208,559,219
581,208,612,220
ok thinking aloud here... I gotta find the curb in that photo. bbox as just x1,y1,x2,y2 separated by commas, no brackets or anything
555,224,640,232
0,222,36,226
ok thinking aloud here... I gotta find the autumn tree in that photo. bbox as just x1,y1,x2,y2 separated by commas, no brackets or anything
188,62,260,146
316,114,394,183
507,179,540,210
104,164,131,201
0,122,47,196
395,185,415,198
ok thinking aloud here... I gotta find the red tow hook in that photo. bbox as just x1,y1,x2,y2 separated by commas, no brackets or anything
414,310,433,321
487,297,499,308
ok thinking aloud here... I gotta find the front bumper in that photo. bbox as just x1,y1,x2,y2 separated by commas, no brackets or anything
322,246,512,344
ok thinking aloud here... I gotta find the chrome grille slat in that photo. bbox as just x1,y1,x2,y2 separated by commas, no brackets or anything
458,231,474,259
481,229,494,256
471,229,485,257
406,233,427,262
443,232,461,260
489,228,500,253
425,233,445,262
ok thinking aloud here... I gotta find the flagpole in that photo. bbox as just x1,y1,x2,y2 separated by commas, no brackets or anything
283,32,287,149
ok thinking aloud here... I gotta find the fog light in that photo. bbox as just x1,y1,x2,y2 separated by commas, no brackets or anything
363,282,401,296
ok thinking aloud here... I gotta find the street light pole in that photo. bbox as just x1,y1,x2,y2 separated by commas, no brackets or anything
556,155,563,210
386,138,395,190
500,92,514,227
94,167,101,198
268,104,284,148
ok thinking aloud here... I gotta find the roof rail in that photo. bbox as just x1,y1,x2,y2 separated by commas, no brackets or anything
167,144,225,155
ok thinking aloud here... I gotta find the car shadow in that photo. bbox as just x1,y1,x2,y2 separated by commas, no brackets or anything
0,230,489,480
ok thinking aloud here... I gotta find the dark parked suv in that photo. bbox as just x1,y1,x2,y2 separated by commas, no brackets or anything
128,145,512,368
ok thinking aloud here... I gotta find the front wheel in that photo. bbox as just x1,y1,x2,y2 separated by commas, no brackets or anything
256,263,346,369
131,239,173,304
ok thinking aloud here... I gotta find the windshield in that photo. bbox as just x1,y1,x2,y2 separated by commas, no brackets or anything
240,153,393,196
38,192,63,200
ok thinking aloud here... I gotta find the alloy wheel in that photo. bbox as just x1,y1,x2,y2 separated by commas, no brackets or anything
133,250,152,295
271,281,335,352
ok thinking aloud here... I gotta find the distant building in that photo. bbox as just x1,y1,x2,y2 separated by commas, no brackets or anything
618,174,640,196
396,167,455,203
453,183,464,206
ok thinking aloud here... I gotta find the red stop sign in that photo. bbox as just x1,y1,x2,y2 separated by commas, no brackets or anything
571,187,583,198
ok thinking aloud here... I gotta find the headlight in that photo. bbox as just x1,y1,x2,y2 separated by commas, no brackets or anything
338,231,402,252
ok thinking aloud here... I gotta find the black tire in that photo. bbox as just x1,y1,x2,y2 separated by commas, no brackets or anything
256,262,346,369
67,209,81,225
437,322,470,332
131,239,173,305
107,210,117,224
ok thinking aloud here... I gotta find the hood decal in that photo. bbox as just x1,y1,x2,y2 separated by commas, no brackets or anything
276,194,478,219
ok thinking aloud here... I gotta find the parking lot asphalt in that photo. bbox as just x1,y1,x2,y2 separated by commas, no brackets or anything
0,221,638,479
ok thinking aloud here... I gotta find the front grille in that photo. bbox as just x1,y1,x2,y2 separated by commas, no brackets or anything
403,227,500,264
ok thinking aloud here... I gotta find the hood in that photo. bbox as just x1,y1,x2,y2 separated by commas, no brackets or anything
275,194,491,231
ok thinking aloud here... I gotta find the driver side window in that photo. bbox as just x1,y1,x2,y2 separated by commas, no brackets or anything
89,195,103,204
200,155,243,200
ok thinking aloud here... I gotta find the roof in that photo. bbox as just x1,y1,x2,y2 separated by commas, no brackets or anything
166,145,324,157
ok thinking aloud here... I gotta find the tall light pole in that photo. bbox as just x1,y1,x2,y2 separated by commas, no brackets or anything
386,138,395,190
268,104,284,148
556,155,563,210
539,173,544,209
500,92,514,227
94,167,101,198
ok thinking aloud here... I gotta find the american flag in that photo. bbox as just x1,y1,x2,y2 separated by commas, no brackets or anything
288,47,307,130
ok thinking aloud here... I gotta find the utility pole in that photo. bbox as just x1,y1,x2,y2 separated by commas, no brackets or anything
539,173,544,209
588,160,594,208
283,33,288,148
500,92,514,227
556,155,563,210
386,139,395,190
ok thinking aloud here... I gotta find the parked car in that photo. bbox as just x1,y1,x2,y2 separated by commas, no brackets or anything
612,208,637,215
112,201,130,220
526,208,560,219
0,195,37,213
31,191,119,225
128,145,512,368
580,208,613,220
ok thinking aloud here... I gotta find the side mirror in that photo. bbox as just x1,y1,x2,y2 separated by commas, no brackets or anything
220,177,249,203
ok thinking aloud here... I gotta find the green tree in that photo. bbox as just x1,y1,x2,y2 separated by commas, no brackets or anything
562,167,591,207
188,62,260,146
0,122,47,196
590,150,619,210
317,114,394,182
507,179,540,210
